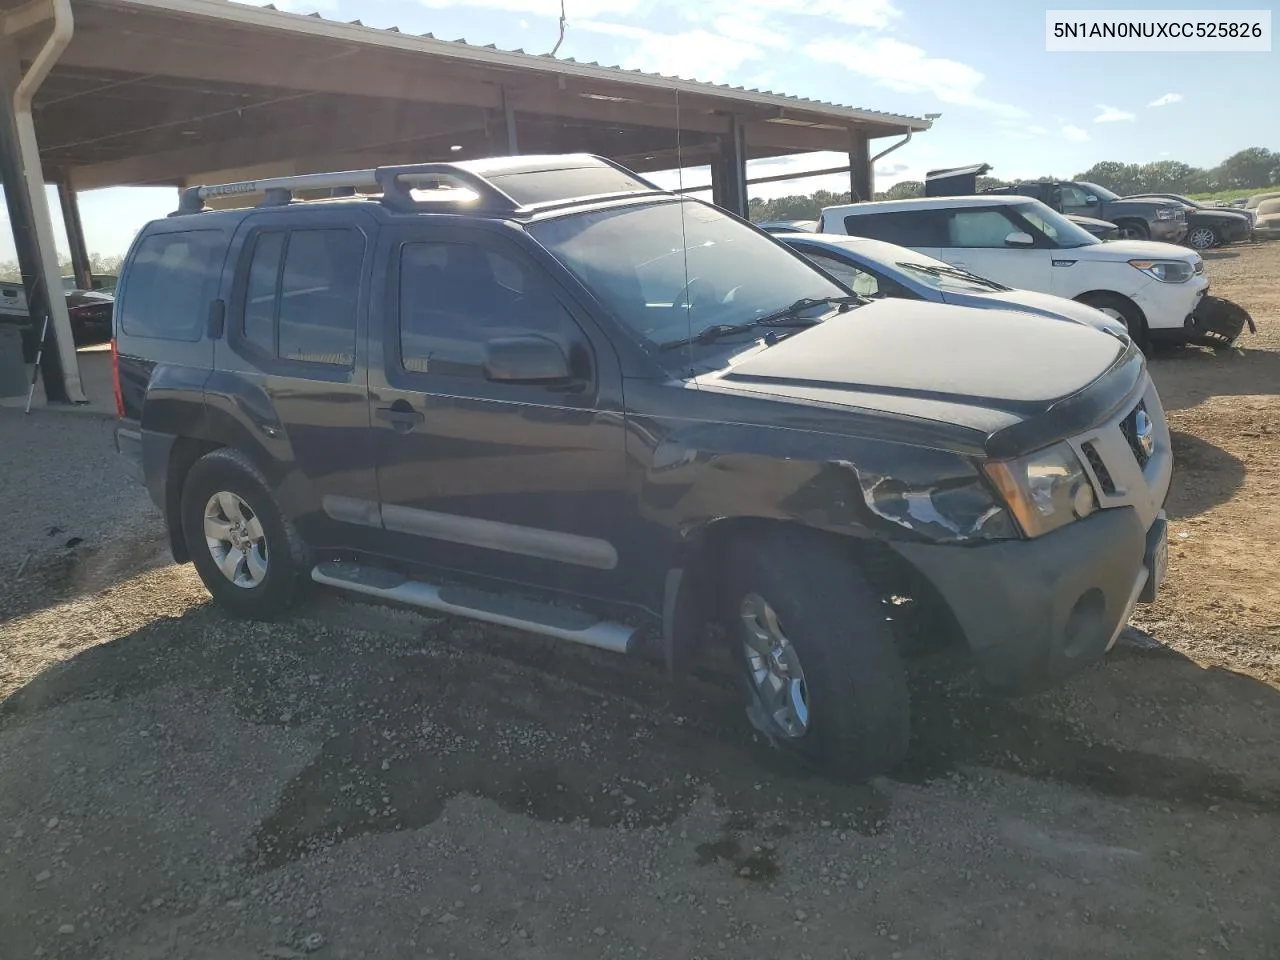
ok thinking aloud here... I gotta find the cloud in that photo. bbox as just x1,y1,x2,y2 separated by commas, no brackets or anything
1061,124,1089,142
1028,125,1048,135
576,21,764,81
805,37,1024,117
1148,92,1183,107
1093,104,1135,123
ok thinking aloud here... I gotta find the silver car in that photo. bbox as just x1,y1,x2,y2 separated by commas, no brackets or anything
779,233,1129,339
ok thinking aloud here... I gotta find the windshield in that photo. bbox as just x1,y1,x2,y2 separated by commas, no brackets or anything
895,260,1008,293
1015,201,1100,248
1077,181,1120,202
530,200,845,357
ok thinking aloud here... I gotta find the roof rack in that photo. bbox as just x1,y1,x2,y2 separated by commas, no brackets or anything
173,162,522,216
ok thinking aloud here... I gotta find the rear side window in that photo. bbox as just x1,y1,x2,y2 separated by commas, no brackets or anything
238,227,364,366
841,210,945,247
119,231,222,341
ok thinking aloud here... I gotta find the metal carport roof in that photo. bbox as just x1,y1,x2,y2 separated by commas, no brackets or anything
0,0,931,403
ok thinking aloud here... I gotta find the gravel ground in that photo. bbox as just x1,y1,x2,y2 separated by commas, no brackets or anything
0,408,161,584
2,244,1280,959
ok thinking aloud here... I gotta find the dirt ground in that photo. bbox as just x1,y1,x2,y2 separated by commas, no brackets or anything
3,243,1280,959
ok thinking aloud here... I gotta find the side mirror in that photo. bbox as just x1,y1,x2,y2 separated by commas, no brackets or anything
483,334,575,386
1004,231,1035,247
1085,195,1099,204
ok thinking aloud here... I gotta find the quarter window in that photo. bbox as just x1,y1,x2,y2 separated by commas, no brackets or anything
119,231,222,341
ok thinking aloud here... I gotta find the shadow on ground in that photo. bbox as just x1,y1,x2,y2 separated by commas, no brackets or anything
1163,429,1247,519
4,599,1280,879
1149,345,1280,412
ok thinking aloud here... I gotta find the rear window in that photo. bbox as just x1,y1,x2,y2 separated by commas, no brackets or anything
237,227,364,366
841,210,945,247
119,230,223,341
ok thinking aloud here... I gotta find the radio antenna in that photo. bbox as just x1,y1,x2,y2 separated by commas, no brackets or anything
549,0,567,56
675,88,694,379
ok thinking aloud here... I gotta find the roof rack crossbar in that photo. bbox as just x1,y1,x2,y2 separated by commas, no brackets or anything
174,162,522,215
374,163,519,213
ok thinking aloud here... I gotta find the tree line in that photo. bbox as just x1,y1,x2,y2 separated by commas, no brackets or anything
748,147,1279,223
0,252,123,284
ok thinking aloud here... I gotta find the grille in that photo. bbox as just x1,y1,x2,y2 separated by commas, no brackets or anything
1081,441,1115,494
1119,401,1153,469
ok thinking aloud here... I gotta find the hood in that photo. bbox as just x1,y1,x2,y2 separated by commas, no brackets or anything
943,287,1129,337
1071,238,1198,262
1067,214,1115,229
1110,197,1183,213
1195,208,1251,223
700,298,1124,436
66,289,114,307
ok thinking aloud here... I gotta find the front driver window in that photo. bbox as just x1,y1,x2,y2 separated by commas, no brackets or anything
801,250,882,297
946,209,1022,248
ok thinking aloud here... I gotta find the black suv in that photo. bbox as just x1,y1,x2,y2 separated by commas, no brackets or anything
983,180,1188,243
113,155,1172,779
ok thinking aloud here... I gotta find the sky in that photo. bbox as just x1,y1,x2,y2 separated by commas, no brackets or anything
2,0,1276,261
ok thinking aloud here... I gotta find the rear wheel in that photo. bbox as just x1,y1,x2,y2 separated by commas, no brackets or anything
1078,292,1149,351
1186,225,1219,250
181,448,308,619
719,527,910,780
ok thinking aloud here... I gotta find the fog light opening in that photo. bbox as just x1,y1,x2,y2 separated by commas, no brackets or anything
1064,588,1106,659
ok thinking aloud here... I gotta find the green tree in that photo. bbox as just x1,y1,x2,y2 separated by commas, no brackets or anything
1213,147,1280,189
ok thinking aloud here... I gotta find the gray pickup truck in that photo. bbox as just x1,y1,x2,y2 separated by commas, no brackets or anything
984,180,1188,243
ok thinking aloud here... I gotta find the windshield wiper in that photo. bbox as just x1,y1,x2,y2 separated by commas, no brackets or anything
658,295,863,352
901,262,1006,290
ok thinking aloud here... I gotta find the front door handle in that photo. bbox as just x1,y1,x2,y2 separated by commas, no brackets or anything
376,400,424,434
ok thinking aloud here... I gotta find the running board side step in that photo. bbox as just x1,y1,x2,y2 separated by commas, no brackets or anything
311,561,639,654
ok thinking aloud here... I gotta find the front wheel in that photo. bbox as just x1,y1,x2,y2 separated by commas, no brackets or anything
1186,225,1219,250
1077,292,1149,351
1116,220,1150,241
181,448,308,619
719,527,910,781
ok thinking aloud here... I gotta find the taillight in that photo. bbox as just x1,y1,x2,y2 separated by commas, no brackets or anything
110,338,125,418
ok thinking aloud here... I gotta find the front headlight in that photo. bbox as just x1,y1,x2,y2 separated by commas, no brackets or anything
1155,208,1179,220
982,442,1097,538
852,449,1017,543
1129,258,1194,283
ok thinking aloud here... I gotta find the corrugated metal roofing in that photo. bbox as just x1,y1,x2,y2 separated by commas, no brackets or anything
254,2,928,129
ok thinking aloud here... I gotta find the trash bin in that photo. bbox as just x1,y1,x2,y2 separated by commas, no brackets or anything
0,323,29,398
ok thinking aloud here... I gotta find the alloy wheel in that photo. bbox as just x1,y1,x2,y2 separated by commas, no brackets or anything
203,491,269,588
739,592,810,738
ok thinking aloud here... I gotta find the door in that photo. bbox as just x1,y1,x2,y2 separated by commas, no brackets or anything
938,206,1052,291
217,213,378,551
368,222,629,601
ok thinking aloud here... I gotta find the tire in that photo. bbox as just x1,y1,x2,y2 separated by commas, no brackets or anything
1115,220,1150,241
180,447,308,619
1186,225,1218,250
1077,291,1149,351
718,527,910,781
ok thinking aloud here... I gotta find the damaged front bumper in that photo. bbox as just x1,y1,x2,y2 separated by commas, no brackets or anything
1178,294,1256,347
892,507,1165,693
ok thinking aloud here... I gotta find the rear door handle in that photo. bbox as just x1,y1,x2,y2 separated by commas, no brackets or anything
375,400,424,434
